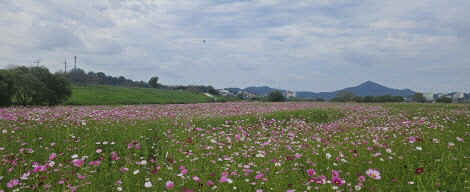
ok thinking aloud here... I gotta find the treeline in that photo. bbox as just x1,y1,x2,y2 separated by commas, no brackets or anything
0,66,71,107
67,68,150,88
329,91,404,103
67,68,220,95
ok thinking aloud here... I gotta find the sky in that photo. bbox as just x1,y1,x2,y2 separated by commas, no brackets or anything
1,0,469,93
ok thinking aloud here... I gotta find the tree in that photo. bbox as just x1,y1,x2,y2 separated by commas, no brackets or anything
329,97,345,102
412,93,426,103
236,93,244,100
391,95,404,102
149,76,159,88
336,90,355,102
363,96,374,103
8,66,72,106
207,86,219,95
0,70,15,107
352,96,363,103
267,91,286,102
436,95,452,103
315,98,325,102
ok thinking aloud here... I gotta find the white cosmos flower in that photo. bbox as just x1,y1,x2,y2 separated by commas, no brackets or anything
326,153,331,159
144,181,152,188
415,146,422,151
133,170,140,174
71,154,78,159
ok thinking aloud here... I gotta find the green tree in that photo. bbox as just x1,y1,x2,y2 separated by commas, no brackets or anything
329,97,345,102
315,98,325,102
207,86,219,95
9,66,72,106
0,70,15,107
391,95,404,102
363,96,374,103
267,91,286,102
337,90,355,102
236,93,244,100
149,76,159,88
352,96,363,102
412,93,426,103
435,95,452,103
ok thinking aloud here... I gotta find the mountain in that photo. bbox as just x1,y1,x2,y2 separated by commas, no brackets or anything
297,81,415,99
244,86,281,95
226,81,415,99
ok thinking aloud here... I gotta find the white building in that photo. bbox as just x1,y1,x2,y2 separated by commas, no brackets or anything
452,92,464,100
437,93,450,98
285,90,296,98
218,89,231,96
423,93,434,101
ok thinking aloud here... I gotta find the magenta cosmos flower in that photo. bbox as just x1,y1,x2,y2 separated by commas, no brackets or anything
72,159,85,168
166,180,174,189
366,169,381,179
332,176,343,186
307,169,316,176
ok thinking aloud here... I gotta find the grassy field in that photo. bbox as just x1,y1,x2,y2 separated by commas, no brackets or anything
0,103,469,191
66,85,211,105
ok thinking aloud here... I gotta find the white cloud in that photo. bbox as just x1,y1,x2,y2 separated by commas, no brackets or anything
0,0,469,93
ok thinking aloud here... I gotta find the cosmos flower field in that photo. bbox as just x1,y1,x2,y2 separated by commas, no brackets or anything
0,103,469,191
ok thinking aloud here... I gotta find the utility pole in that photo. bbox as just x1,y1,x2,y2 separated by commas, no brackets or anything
74,56,77,70
33,59,41,67
64,59,67,78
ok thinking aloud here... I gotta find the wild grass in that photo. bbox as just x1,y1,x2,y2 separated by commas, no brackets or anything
66,85,211,105
0,103,468,191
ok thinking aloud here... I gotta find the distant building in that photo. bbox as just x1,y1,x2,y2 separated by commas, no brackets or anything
423,93,434,101
285,90,296,98
452,92,464,100
437,93,450,98
218,89,231,96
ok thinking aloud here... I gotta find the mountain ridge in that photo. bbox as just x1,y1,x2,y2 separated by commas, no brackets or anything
224,81,415,99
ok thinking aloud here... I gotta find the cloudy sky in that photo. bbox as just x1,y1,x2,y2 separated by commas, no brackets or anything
1,1,469,93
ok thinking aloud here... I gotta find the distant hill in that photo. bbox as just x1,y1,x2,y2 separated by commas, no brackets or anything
244,86,283,95
226,81,415,99
297,81,415,99
67,85,211,105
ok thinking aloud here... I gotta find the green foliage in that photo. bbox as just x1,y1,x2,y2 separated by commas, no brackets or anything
363,96,374,103
315,98,325,102
66,85,210,105
3,66,71,107
236,93,244,100
436,95,452,103
412,93,427,103
329,97,345,102
267,90,286,102
67,68,151,87
336,90,355,102
351,96,363,102
207,86,219,95
149,76,159,88
0,70,15,107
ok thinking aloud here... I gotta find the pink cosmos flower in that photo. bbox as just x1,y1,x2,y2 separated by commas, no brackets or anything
358,176,366,182
366,169,381,179
307,169,315,176
457,137,464,142
7,180,20,188
166,180,174,189
332,176,343,186
207,180,214,187
255,173,264,180
193,176,201,182
49,153,56,160
72,159,84,168
331,170,340,177
219,176,228,182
